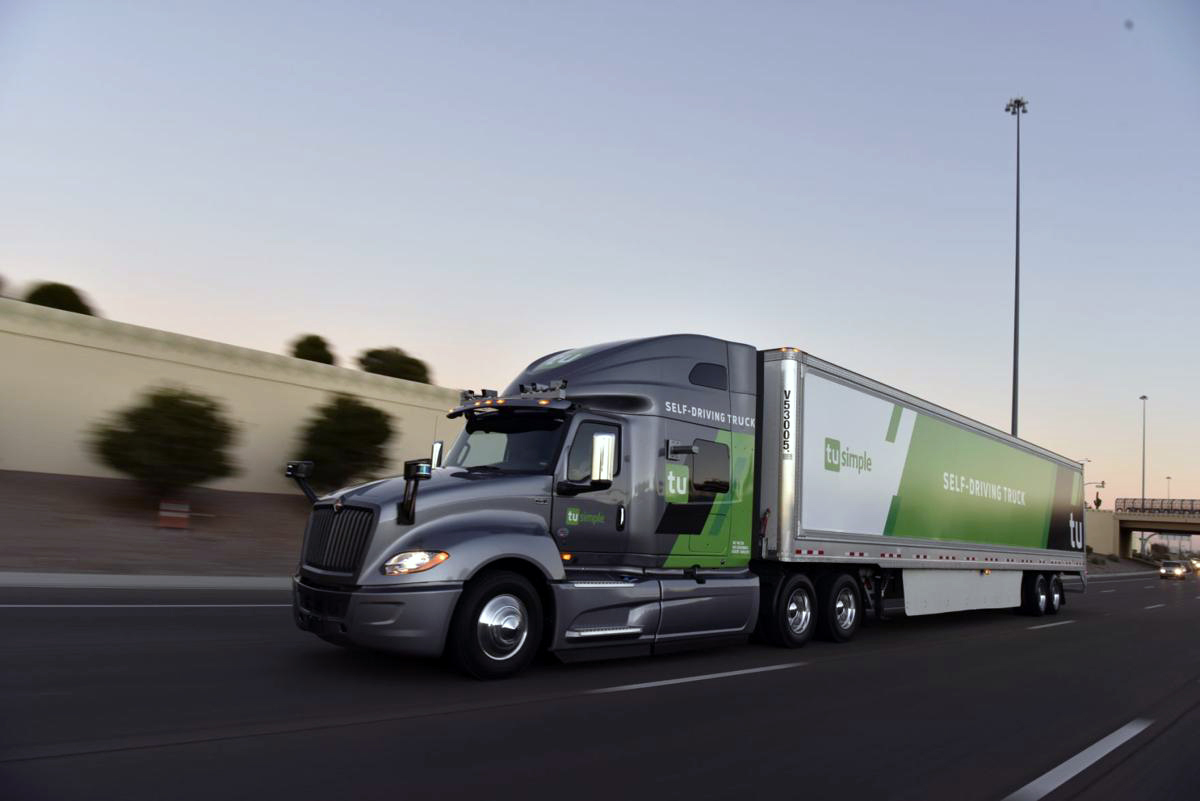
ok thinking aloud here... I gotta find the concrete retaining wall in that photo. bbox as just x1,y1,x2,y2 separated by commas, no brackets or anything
0,298,463,494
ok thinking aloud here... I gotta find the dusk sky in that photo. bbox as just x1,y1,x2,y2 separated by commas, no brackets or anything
1,1,1197,506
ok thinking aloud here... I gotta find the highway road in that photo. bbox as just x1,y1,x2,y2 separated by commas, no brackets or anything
2,572,1198,801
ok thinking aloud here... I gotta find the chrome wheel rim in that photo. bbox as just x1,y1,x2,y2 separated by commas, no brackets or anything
476,594,528,661
785,588,812,636
1051,582,1061,609
1037,581,1047,613
834,587,857,631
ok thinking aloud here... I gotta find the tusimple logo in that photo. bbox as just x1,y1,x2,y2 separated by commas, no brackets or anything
824,438,841,472
565,506,606,526
665,464,690,504
824,437,872,474
1069,512,1084,549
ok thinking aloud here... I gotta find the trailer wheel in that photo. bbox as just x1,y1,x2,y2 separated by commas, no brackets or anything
1045,574,1063,615
447,570,542,679
817,573,861,643
1022,572,1048,616
764,574,817,648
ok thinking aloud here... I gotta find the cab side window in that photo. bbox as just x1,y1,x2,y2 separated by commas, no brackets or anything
566,422,621,482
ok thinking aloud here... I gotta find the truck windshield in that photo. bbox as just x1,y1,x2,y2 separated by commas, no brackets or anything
445,410,567,474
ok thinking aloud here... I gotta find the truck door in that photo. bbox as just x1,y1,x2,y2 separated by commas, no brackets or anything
657,435,732,556
552,418,629,560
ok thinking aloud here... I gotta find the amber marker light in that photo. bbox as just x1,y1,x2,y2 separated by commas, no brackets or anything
496,399,506,404
538,399,550,405
560,552,573,562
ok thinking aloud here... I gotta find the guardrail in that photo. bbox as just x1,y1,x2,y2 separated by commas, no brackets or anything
1114,498,1200,516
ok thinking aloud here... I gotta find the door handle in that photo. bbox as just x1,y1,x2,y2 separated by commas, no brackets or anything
617,504,626,531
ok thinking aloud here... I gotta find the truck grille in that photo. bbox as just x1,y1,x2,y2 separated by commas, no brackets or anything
303,505,376,573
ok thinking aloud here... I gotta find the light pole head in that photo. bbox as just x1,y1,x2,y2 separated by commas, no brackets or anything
1139,394,1148,401
1005,97,1029,115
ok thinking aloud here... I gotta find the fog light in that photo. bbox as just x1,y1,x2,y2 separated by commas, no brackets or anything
382,551,449,575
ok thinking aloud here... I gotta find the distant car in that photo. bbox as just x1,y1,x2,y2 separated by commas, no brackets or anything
1160,561,1188,580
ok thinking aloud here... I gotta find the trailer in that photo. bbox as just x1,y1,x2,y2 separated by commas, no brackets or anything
289,335,1086,677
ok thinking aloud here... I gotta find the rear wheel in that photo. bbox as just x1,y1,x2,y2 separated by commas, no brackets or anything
447,571,542,679
1045,574,1063,615
763,573,817,648
1022,572,1048,616
817,573,861,643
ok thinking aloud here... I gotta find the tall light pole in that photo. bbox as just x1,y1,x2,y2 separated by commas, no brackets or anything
1166,476,1172,500
1139,395,1148,508
1006,97,1028,437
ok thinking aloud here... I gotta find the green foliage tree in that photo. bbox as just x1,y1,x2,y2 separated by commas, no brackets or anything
291,334,336,365
357,347,431,384
91,387,237,497
24,282,96,315
297,395,393,491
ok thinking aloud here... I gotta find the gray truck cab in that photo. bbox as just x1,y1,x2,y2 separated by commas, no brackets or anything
292,334,761,677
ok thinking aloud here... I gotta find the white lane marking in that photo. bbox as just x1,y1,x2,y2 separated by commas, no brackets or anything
0,604,290,609
1100,589,1116,593
1002,718,1153,801
1143,585,1155,589
1144,604,1165,610
588,662,806,694
1028,620,1075,630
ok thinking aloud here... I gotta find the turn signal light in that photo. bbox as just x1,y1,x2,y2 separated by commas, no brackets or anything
560,552,573,562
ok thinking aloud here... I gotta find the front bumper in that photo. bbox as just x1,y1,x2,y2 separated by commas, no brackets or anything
293,578,463,657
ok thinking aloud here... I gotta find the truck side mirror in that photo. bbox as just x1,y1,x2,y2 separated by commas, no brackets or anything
592,432,616,482
430,440,444,468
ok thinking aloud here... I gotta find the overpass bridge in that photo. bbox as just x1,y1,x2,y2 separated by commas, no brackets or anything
1086,499,1200,557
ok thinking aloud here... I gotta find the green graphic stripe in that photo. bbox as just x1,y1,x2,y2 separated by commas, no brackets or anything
882,495,901,537
888,414,1056,548
885,404,903,443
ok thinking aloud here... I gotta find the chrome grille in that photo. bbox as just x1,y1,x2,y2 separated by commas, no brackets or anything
303,505,376,573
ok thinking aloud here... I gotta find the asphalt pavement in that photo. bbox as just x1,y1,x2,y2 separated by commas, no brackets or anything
1,571,1197,801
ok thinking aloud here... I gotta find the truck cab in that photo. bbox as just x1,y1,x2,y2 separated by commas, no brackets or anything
292,335,762,677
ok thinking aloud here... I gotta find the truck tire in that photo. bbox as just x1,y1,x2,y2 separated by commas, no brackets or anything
1045,574,1063,615
1021,572,1048,616
817,573,861,643
447,571,543,679
765,573,817,648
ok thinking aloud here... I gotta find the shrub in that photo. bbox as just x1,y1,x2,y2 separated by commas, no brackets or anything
24,282,96,315
91,387,237,497
1106,553,1119,562
290,334,336,365
1085,544,1093,555
357,347,431,383
296,394,393,491
1089,557,1104,566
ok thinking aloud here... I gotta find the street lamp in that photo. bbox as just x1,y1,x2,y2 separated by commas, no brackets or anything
1166,475,1172,500
1139,395,1148,509
1005,97,1028,437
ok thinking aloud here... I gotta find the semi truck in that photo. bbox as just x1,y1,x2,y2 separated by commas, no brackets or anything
289,335,1086,678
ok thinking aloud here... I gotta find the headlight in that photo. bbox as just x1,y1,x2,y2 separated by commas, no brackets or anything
1160,568,1166,573
382,550,449,575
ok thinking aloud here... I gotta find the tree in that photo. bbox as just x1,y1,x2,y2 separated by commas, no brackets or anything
24,282,96,315
91,387,237,497
358,347,431,384
291,334,336,365
297,395,393,491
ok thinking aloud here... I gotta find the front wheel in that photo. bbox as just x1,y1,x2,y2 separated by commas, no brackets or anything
447,571,542,679
1022,572,1048,616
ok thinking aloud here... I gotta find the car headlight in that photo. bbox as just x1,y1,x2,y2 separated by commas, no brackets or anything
382,550,449,575
1160,568,1166,574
